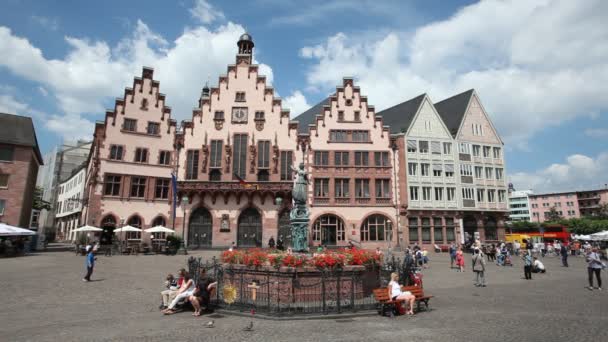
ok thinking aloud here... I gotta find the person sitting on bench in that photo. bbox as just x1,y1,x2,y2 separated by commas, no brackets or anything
389,272,415,315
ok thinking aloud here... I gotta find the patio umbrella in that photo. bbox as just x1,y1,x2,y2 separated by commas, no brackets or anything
0,223,36,236
72,225,103,233
113,225,142,233
144,226,175,234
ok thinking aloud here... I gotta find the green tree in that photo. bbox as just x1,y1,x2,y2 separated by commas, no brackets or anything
32,186,51,211
545,206,563,222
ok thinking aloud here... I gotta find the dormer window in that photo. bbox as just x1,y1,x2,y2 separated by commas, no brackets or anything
255,111,265,120
140,98,149,110
235,92,246,102
214,111,225,120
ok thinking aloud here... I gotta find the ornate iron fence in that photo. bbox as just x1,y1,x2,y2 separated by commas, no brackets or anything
187,256,384,317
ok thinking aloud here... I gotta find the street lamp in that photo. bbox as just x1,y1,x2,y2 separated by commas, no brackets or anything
177,194,189,255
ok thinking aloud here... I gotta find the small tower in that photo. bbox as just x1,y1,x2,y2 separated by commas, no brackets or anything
201,82,210,99
237,33,254,64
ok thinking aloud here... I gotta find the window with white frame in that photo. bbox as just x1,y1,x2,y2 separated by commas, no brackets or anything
483,146,491,158
460,164,472,176
475,166,483,179
447,187,456,201
487,189,496,202
477,188,485,202
434,187,443,201
419,141,429,153
472,145,481,157
459,143,471,154
422,187,432,201
431,141,441,155
498,190,506,202
493,147,501,159
433,164,442,177
408,163,417,176
485,167,493,179
495,168,503,180
445,164,454,177
443,142,452,155
410,186,419,201
421,163,430,176
407,140,417,153
462,187,475,200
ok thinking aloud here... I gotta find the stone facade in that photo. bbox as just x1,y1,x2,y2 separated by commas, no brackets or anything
0,145,40,227
82,67,178,245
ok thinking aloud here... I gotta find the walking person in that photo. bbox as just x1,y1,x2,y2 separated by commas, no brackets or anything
523,251,533,280
82,246,96,282
456,247,465,272
472,248,486,287
586,247,604,290
449,243,456,268
561,243,569,267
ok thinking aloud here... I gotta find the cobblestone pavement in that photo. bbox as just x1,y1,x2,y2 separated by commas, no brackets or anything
1,250,606,342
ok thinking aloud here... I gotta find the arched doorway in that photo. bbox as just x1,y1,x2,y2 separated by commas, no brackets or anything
100,215,116,245
463,215,478,244
277,210,292,248
189,208,212,249
238,208,262,247
485,217,498,241
312,214,345,246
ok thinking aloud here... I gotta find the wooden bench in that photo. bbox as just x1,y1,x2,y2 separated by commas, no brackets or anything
373,285,434,316
402,285,433,312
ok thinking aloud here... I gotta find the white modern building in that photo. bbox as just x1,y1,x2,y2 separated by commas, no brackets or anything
55,166,87,241
508,189,533,222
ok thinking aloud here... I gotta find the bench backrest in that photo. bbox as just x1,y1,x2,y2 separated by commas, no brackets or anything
373,287,391,302
402,285,425,298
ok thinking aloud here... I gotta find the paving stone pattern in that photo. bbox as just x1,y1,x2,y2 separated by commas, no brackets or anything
0,251,606,342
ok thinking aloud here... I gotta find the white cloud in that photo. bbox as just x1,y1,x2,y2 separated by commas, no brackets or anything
584,128,608,138
189,0,225,24
298,0,608,146
38,86,48,97
509,152,608,193
282,91,311,118
29,15,59,31
45,114,95,140
0,20,276,140
0,93,46,119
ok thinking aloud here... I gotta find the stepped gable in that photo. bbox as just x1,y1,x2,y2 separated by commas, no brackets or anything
103,67,177,132
293,97,330,134
296,78,389,139
434,89,474,137
376,94,426,134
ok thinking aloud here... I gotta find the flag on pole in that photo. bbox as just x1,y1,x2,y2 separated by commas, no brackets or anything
171,171,178,221
234,173,259,190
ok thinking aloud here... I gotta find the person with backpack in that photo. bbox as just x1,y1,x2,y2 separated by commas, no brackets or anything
472,248,486,287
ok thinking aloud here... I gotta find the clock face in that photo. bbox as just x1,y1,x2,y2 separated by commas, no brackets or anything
232,107,248,123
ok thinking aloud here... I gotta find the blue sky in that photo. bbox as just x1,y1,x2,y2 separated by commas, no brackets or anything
0,0,607,193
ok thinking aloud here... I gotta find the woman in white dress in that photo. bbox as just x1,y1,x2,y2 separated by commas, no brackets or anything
388,272,416,315
163,273,195,315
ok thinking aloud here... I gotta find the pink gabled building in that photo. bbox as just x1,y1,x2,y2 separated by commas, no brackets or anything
529,188,608,223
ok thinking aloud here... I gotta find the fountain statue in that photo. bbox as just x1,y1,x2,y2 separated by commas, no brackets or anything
290,162,310,252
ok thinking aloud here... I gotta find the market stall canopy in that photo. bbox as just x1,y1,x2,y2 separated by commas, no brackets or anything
144,226,175,234
0,223,36,236
113,225,142,233
589,230,608,241
72,225,103,233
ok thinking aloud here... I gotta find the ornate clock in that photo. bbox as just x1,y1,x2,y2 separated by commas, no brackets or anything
232,107,248,123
